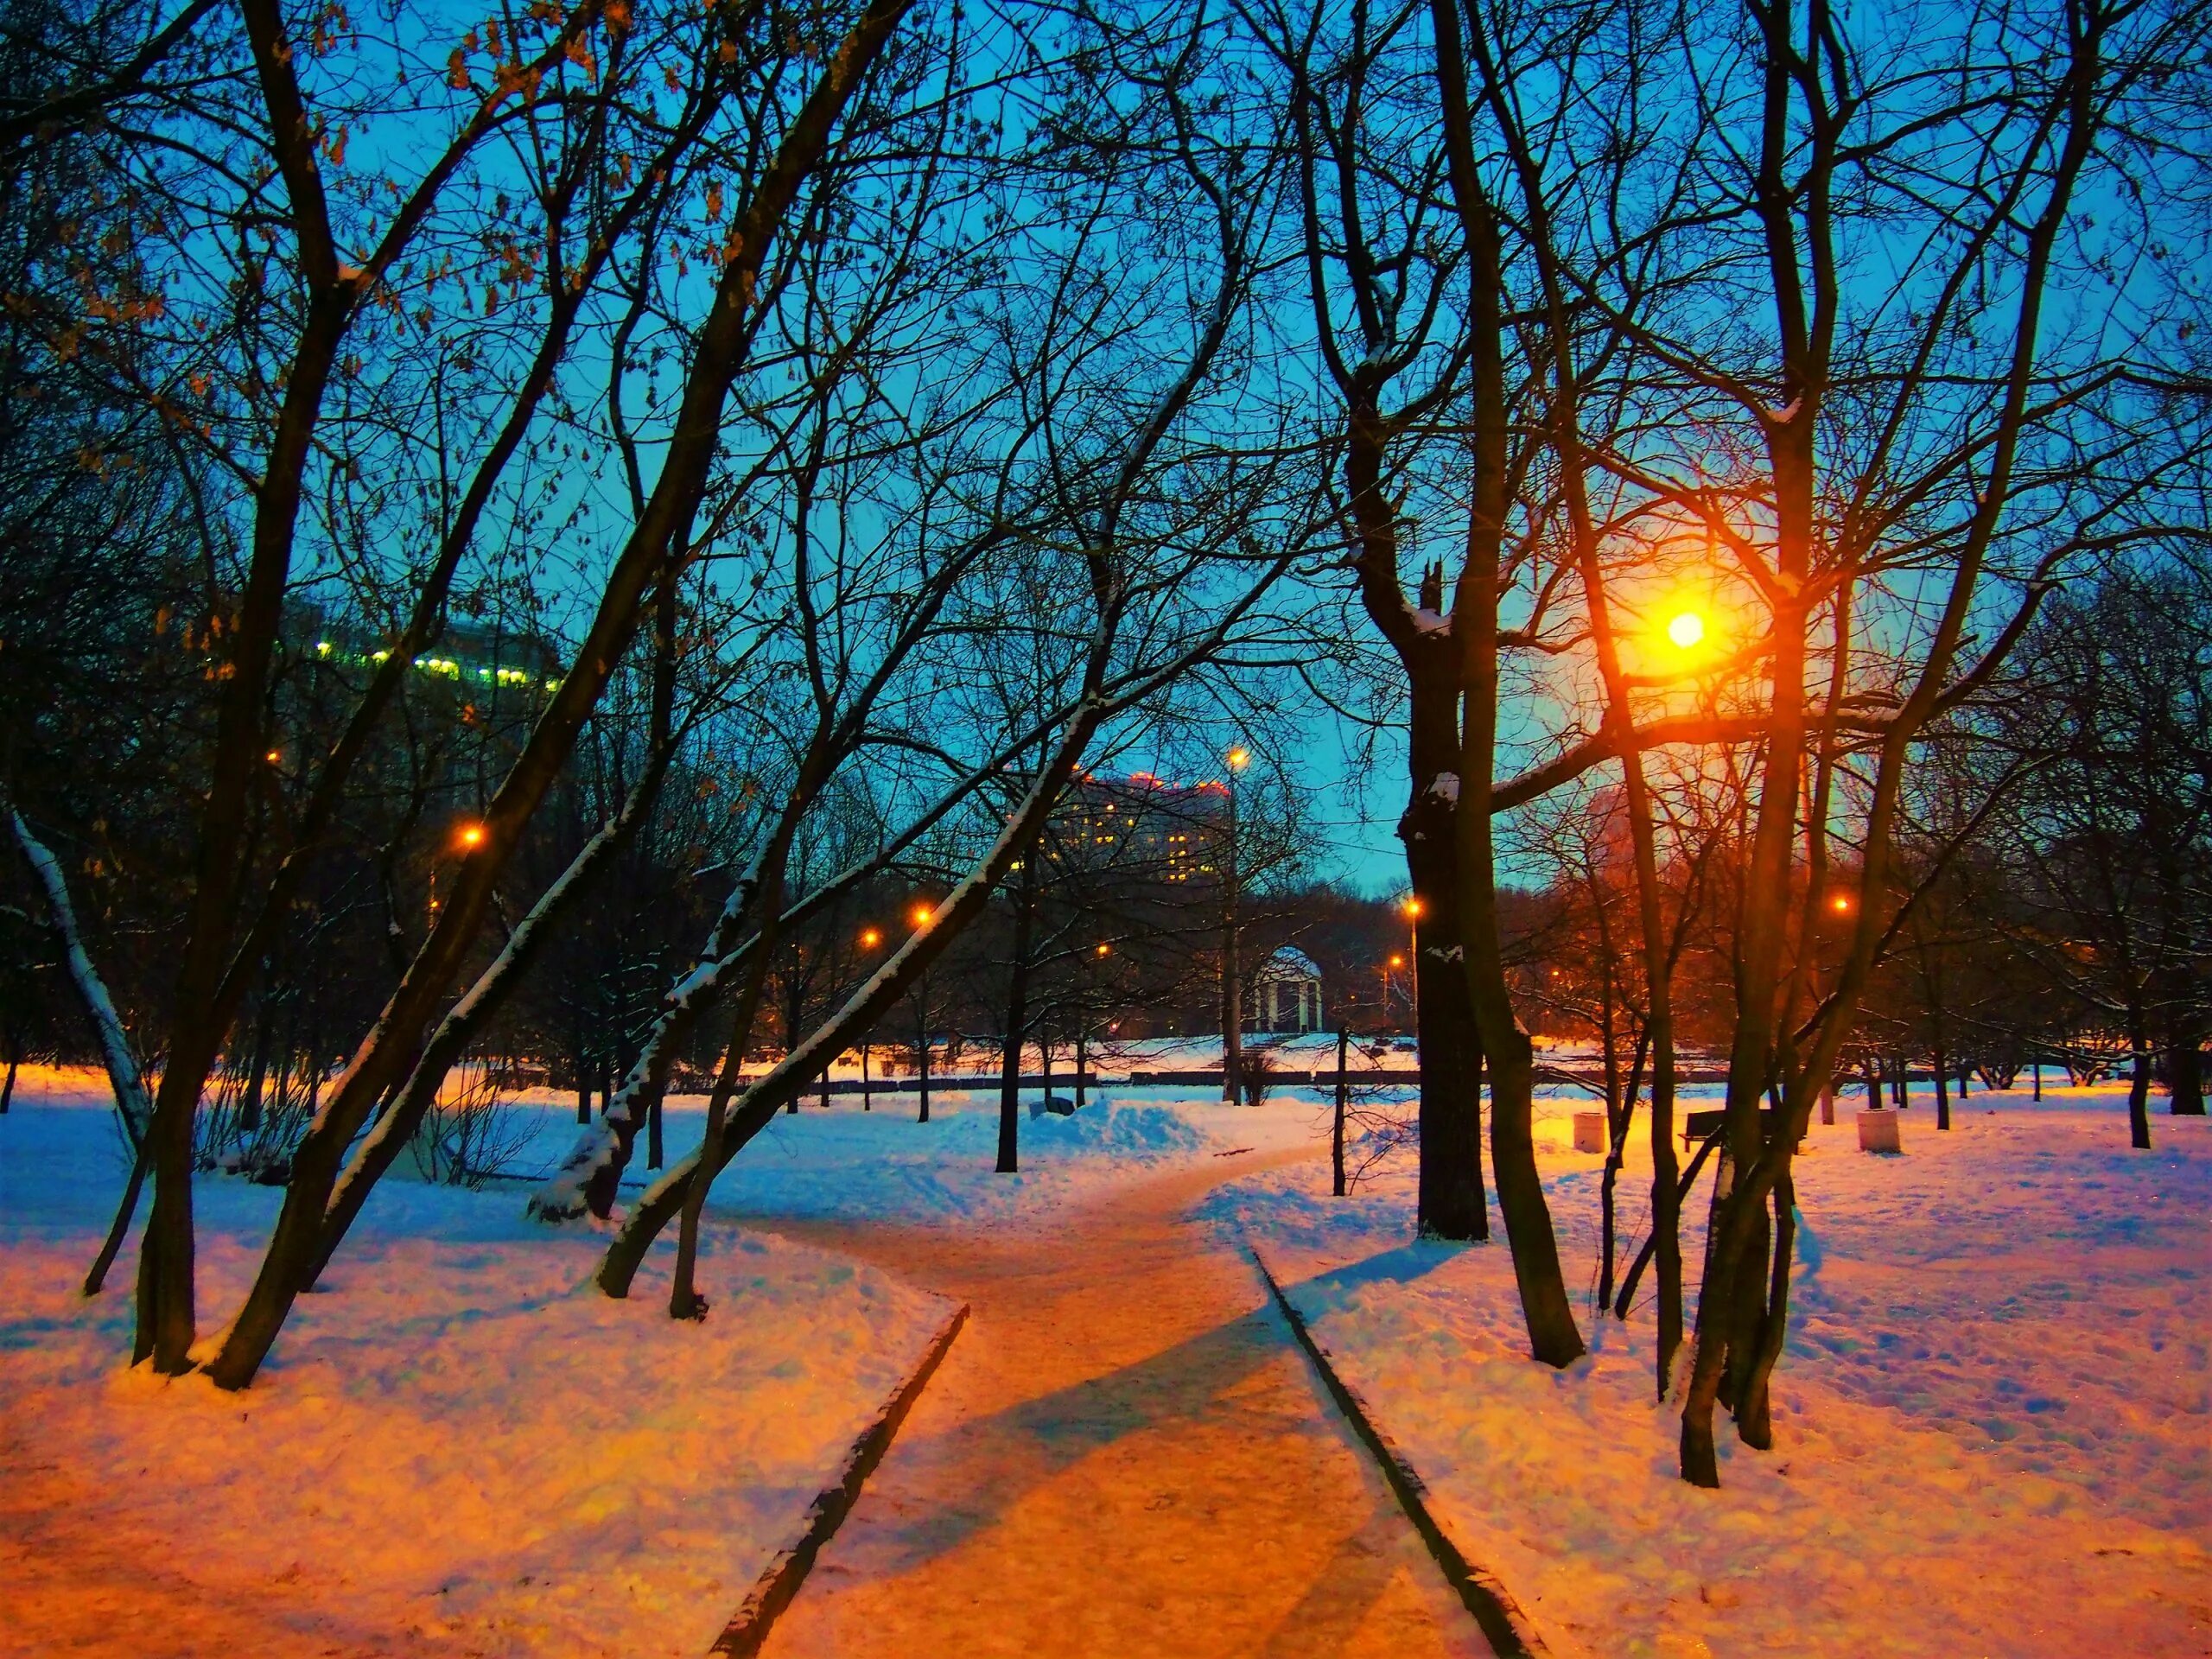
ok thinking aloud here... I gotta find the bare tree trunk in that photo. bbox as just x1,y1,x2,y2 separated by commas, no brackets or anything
1434,0,1580,1364
916,986,931,1123
2168,1039,2205,1116
1404,760,1488,1241
238,1007,274,1133
1615,1126,1722,1320
1735,1169,1796,1450
83,1143,150,1296
2127,1020,2153,1150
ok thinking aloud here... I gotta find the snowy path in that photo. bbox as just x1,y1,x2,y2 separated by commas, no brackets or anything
739,1148,1496,1659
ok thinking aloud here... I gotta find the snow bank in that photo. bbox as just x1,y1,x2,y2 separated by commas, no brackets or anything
1209,1089,2212,1657
695,1096,1216,1225
0,1090,950,1657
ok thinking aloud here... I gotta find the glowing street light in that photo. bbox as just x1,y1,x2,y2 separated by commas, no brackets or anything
453,820,486,852
860,927,882,949
1096,942,1111,957
1221,742,1253,1103
910,902,934,928
1400,898,1423,1017
1666,610,1707,651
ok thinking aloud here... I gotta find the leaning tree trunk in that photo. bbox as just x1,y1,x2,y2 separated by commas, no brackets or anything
201,0,922,1394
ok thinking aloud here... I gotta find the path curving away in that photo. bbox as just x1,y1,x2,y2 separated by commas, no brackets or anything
742,1148,1496,1659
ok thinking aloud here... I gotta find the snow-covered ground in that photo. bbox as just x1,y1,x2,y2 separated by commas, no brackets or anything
473,1080,1222,1224
0,1069,1224,1657
8,1063,2204,1657
1207,1084,2212,1657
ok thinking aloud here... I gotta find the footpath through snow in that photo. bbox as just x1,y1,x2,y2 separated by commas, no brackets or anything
738,1149,1494,1659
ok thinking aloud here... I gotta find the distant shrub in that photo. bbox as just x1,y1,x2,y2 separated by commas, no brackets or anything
1240,1051,1277,1106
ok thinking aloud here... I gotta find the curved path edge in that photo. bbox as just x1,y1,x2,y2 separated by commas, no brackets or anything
1246,1240,1551,1659
709,1300,971,1657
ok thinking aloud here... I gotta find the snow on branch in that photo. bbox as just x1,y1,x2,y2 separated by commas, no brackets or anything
10,810,151,1147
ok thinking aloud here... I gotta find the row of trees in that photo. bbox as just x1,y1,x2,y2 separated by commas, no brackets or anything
3,0,2205,1496
1251,0,2209,1488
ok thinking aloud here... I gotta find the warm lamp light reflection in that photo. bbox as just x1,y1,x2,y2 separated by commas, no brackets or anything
1667,610,1707,650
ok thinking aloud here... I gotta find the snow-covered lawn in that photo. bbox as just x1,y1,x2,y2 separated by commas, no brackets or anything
6,1071,1176,1657
1209,1085,2212,1657
12,1058,2202,1657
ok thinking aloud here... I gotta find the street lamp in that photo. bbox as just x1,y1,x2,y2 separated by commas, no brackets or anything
908,903,935,1122
856,926,884,1109
1222,741,1252,1103
1401,896,1423,1020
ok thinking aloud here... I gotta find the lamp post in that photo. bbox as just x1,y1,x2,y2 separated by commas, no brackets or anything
1402,896,1423,1011
1081,942,1110,1108
1222,743,1250,1103
858,926,882,1110
910,903,934,1122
